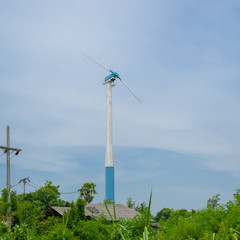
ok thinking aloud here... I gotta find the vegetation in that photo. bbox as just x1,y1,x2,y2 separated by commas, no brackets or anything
79,182,97,203
1,181,240,239
126,197,148,213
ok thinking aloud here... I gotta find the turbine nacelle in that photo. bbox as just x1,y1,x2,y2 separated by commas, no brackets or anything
105,70,121,82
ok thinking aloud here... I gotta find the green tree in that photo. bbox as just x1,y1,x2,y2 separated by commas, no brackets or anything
0,188,10,217
207,194,221,209
79,182,97,203
135,202,147,212
67,198,86,226
155,208,173,222
233,188,240,205
126,197,136,209
15,200,44,227
23,180,65,210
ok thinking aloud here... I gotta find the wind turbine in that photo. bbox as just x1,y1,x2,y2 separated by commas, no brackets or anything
80,51,140,201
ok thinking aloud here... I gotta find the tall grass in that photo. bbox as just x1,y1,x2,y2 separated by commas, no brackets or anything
104,203,127,240
143,190,152,240
104,190,153,240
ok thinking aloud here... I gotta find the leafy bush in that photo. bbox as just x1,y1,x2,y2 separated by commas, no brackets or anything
73,220,110,240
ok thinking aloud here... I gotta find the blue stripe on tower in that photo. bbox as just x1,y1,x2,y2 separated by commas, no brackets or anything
105,166,114,201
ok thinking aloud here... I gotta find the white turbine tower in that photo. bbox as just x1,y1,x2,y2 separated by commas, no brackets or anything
80,51,140,201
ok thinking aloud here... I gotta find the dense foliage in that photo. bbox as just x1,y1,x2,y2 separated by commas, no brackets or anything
79,182,97,203
0,181,240,239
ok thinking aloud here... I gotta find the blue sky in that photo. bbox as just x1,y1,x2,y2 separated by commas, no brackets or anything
0,0,240,214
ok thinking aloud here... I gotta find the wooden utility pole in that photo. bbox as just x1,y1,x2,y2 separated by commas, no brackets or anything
0,126,22,228
19,177,30,194
6,126,10,211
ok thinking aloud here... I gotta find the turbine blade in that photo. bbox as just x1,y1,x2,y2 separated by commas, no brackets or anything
80,51,110,72
119,79,141,102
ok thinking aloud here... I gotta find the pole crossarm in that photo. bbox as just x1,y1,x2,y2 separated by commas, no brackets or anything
0,146,22,152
